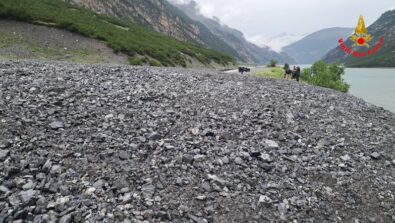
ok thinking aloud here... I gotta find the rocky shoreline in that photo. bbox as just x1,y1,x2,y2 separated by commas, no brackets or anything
0,61,394,222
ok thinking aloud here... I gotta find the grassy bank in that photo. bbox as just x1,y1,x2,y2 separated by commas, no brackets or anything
255,67,285,79
255,62,350,93
0,0,235,67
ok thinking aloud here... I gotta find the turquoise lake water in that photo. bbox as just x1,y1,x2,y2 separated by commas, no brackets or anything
344,68,395,113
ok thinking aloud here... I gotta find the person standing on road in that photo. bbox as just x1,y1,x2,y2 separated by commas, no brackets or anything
295,66,301,82
292,66,297,79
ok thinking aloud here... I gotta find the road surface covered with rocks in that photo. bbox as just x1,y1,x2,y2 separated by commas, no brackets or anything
0,61,394,222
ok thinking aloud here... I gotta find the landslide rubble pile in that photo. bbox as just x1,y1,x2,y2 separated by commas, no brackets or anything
0,61,394,223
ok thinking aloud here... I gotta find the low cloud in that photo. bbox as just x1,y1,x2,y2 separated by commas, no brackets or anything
247,33,307,52
190,0,395,37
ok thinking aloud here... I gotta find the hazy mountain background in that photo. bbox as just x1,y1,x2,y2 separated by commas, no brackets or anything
169,0,295,64
64,0,295,64
324,10,395,67
282,27,354,64
247,33,307,52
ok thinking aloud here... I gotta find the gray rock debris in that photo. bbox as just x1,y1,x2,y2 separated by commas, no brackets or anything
0,61,393,222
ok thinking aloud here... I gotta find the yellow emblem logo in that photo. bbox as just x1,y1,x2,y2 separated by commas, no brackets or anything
350,15,373,48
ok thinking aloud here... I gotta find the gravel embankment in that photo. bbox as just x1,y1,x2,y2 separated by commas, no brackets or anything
0,61,394,223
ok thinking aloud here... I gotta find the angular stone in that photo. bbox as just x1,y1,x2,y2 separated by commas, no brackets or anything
59,214,73,223
201,182,212,192
42,159,52,172
370,152,381,159
22,180,35,190
0,149,10,161
193,154,206,161
148,132,161,140
142,209,154,219
278,201,289,216
93,180,104,190
141,184,155,199
207,174,227,187
49,121,64,129
121,193,133,203
341,154,351,161
8,193,21,207
188,214,206,223
265,139,279,148
14,209,28,219
182,154,194,164
259,163,274,172
19,189,38,206
196,195,207,201
85,187,96,195
259,153,273,163
0,185,10,193
50,165,62,175
119,151,130,160
54,196,70,212
175,177,183,186
259,195,272,204
234,157,243,165
0,140,11,149
221,156,230,164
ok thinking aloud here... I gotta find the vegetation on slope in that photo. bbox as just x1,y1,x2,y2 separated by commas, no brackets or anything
0,0,235,67
0,20,128,64
62,0,243,62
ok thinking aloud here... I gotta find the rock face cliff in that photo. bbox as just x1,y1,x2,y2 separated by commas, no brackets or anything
64,0,294,64
323,10,395,67
67,0,198,41
64,0,243,61
170,0,295,64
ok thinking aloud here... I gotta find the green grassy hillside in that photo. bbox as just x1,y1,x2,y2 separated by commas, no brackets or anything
0,0,235,67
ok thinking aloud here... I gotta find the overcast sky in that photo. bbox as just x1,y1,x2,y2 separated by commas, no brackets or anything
183,0,395,50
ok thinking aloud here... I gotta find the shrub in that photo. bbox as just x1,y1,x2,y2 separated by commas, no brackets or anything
283,63,290,70
128,56,143,65
301,61,350,93
268,59,277,67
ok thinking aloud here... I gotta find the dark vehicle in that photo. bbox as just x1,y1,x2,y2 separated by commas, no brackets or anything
238,67,251,74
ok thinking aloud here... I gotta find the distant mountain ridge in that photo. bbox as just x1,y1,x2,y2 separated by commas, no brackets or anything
169,0,295,64
282,27,353,64
323,10,395,67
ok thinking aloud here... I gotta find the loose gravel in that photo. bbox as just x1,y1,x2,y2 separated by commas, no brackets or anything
0,61,394,223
